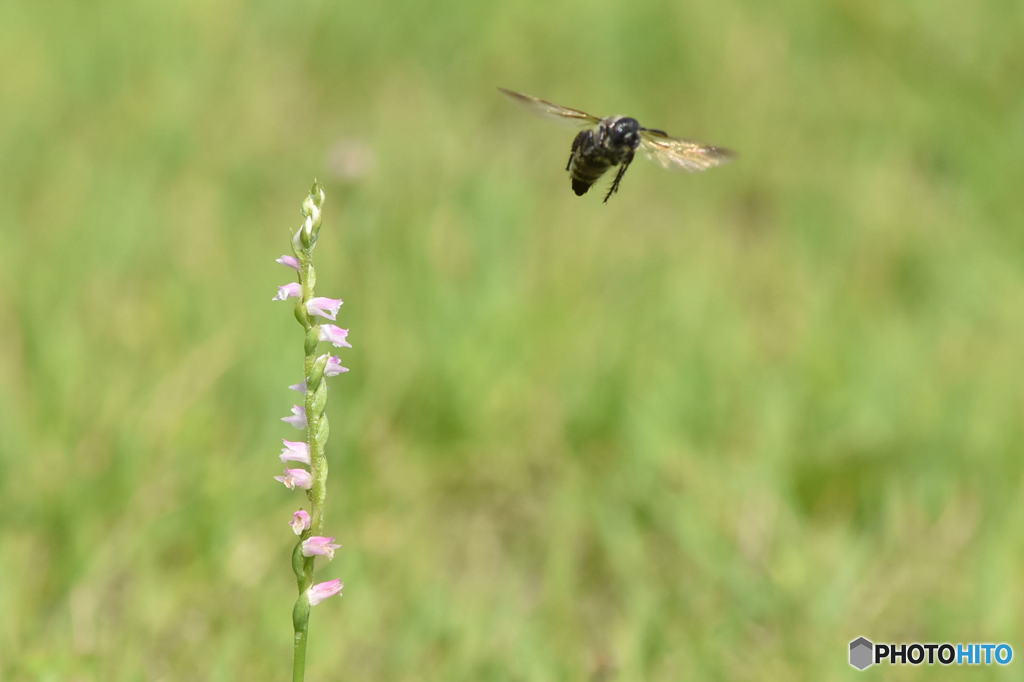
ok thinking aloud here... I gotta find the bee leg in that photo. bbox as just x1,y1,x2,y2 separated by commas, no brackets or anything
603,152,634,203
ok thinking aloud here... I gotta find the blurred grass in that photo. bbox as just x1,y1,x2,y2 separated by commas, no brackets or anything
1,0,1023,679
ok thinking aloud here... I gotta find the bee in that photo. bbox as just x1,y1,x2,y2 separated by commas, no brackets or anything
499,88,734,203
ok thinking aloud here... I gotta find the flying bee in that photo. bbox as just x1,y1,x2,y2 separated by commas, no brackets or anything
499,88,734,203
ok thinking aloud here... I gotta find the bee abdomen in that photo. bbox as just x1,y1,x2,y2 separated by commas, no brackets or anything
571,178,593,196
569,156,610,196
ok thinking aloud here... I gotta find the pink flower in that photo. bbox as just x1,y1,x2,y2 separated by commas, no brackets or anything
279,439,310,464
318,325,352,348
274,468,312,490
289,381,307,393
301,536,341,560
290,510,311,535
273,282,302,301
321,354,350,377
276,255,301,270
306,297,343,320
307,579,343,606
281,405,307,429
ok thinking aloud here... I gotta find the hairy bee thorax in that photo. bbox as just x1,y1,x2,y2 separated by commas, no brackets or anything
597,116,642,154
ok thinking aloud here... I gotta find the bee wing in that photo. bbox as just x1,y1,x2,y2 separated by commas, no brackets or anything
498,88,601,128
639,128,734,172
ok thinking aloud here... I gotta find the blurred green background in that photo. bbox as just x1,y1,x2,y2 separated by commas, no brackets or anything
2,0,1022,679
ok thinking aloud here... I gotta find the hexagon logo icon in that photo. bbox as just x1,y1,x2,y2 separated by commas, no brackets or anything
849,637,874,670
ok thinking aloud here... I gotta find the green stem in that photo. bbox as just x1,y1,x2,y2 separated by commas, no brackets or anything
292,626,307,682
292,592,311,682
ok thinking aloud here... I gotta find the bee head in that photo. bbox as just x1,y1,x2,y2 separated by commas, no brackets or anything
609,117,640,148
